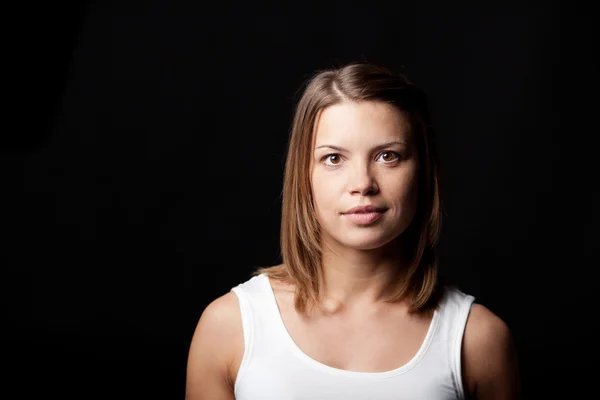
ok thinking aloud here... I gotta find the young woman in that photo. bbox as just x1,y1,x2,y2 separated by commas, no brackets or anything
185,62,520,399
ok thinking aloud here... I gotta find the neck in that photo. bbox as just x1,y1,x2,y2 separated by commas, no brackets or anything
318,236,408,313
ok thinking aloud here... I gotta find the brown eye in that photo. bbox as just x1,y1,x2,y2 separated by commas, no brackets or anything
379,151,400,162
325,154,342,165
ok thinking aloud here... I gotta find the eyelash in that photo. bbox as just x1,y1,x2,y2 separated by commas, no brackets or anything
321,151,402,166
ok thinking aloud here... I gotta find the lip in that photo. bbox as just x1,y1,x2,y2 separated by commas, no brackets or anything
342,205,387,214
341,205,387,225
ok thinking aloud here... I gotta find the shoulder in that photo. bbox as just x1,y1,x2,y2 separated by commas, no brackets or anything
195,291,244,363
197,291,243,338
187,291,244,391
461,303,520,399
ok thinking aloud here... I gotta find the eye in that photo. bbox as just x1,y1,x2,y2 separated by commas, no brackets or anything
323,154,343,166
377,151,401,163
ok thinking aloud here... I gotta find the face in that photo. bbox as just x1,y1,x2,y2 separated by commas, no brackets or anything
310,100,419,251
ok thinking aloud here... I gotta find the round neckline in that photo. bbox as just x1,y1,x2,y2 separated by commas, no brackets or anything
260,273,441,379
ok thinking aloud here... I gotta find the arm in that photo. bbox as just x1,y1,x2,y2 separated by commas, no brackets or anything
185,292,243,400
462,304,520,400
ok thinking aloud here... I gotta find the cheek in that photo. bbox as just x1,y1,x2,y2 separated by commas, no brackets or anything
401,175,419,216
311,172,338,216
398,171,418,197
385,169,419,209
311,177,328,205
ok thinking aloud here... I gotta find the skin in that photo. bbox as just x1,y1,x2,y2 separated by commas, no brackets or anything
309,100,419,310
185,100,520,399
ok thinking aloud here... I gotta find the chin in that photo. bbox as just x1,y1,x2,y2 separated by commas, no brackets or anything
335,231,400,251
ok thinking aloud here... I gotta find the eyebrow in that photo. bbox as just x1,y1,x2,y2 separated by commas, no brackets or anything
315,141,407,152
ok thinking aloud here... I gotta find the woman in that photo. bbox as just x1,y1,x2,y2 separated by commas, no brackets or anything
185,62,520,399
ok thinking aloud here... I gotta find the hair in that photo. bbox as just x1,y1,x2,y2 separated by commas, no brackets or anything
253,61,445,316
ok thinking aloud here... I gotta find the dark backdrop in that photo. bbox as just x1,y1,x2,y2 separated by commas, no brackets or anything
9,1,596,398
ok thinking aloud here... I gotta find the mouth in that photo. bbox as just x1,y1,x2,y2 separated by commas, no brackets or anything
342,205,387,214
342,209,386,225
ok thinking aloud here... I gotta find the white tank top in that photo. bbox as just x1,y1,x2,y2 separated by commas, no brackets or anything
231,273,475,400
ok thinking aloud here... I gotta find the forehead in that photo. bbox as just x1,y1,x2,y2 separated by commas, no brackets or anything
313,101,411,145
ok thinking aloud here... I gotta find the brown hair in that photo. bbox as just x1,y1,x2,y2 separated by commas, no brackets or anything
254,61,445,316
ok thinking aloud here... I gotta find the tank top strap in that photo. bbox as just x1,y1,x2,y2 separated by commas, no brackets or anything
432,285,476,399
230,273,288,386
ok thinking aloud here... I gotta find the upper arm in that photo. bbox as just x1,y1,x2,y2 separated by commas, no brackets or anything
461,304,520,400
185,291,243,400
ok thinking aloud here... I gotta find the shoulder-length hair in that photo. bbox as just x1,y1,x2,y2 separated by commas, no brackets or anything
254,61,444,316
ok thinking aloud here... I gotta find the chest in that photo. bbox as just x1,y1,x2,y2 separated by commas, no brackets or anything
277,295,434,373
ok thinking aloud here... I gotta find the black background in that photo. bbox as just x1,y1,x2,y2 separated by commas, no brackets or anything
8,1,597,398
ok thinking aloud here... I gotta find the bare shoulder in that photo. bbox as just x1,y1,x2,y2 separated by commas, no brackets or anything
462,303,520,399
186,291,243,400
197,291,242,332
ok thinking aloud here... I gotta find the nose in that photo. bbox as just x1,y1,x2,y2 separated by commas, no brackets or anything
348,162,379,196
